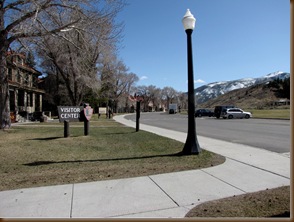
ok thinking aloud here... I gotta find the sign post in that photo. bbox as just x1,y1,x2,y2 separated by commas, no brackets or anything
58,106,82,138
58,105,93,137
64,120,69,137
129,93,144,132
58,106,83,122
83,104,93,136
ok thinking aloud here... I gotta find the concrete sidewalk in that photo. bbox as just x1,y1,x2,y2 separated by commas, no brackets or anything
0,114,290,218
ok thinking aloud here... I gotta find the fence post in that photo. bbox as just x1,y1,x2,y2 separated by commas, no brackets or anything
64,120,69,137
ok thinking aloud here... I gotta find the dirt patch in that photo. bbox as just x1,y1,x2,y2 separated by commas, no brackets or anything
186,186,290,218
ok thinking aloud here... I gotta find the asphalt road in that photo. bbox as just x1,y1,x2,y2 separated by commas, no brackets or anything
124,112,290,153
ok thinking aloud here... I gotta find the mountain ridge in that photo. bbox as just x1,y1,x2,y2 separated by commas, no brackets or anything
195,71,290,105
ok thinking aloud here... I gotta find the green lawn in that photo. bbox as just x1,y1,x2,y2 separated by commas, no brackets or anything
248,109,290,119
0,119,225,191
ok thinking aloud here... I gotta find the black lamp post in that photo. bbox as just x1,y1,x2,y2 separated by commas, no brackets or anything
136,100,140,132
182,9,201,155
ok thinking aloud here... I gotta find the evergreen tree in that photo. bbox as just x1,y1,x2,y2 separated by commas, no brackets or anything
25,51,36,68
281,78,290,99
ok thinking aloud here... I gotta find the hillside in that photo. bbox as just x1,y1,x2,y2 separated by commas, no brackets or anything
194,71,290,105
198,83,289,109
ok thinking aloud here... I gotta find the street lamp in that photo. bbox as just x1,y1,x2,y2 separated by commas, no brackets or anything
182,9,201,155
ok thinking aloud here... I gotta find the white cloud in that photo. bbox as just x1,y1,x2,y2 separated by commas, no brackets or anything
195,79,205,84
140,76,148,81
186,79,206,85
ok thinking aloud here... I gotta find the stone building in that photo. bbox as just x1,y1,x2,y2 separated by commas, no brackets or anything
7,52,45,122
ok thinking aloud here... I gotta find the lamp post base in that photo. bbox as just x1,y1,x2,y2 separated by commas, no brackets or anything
182,136,200,155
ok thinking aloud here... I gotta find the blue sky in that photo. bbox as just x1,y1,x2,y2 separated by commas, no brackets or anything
116,0,290,92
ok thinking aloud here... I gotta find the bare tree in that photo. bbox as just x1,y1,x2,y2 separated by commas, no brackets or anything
144,85,161,111
122,72,139,112
98,57,139,112
0,0,125,128
133,85,160,112
178,91,188,110
36,3,124,106
161,86,178,109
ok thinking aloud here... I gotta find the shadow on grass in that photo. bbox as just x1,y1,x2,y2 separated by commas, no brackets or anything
29,135,89,140
29,137,62,140
99,131,137,135
23,151,191,166
28,130,137,140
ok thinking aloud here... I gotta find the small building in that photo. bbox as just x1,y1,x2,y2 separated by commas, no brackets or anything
271,99,290,106
7,52,45,121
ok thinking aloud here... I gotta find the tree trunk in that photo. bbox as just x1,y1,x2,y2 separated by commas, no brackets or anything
0,6,11,129
0,41,11,129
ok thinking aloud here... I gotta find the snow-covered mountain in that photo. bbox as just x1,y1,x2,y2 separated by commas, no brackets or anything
195,71,290,104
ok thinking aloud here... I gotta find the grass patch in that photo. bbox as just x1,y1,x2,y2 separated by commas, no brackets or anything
242,109,289,119
0,119,225,191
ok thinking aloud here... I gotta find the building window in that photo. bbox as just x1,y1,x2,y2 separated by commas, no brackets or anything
9,90,15,111
17,70,21,83
8,68,12,81
32,75,37,88
24,73,28,85
18,90,24,106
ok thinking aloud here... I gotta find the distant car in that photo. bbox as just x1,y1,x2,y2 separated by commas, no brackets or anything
223,108,252,119
214,105,235,118
195,109,214,117
169,109,175,114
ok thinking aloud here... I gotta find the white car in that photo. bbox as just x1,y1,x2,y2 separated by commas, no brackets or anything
223,108,252,119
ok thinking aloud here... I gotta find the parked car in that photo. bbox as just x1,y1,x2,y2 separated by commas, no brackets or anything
168,104,178,114
214,105,235,118
195,109,214,117
223,108,252,119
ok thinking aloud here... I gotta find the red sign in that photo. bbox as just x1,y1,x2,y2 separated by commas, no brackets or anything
129,94,144,102
84,105,93,121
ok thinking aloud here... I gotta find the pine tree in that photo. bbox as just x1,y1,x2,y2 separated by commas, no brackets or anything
25,52,36,68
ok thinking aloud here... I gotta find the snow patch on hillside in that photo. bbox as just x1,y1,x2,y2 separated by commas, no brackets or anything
195,71,290,104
